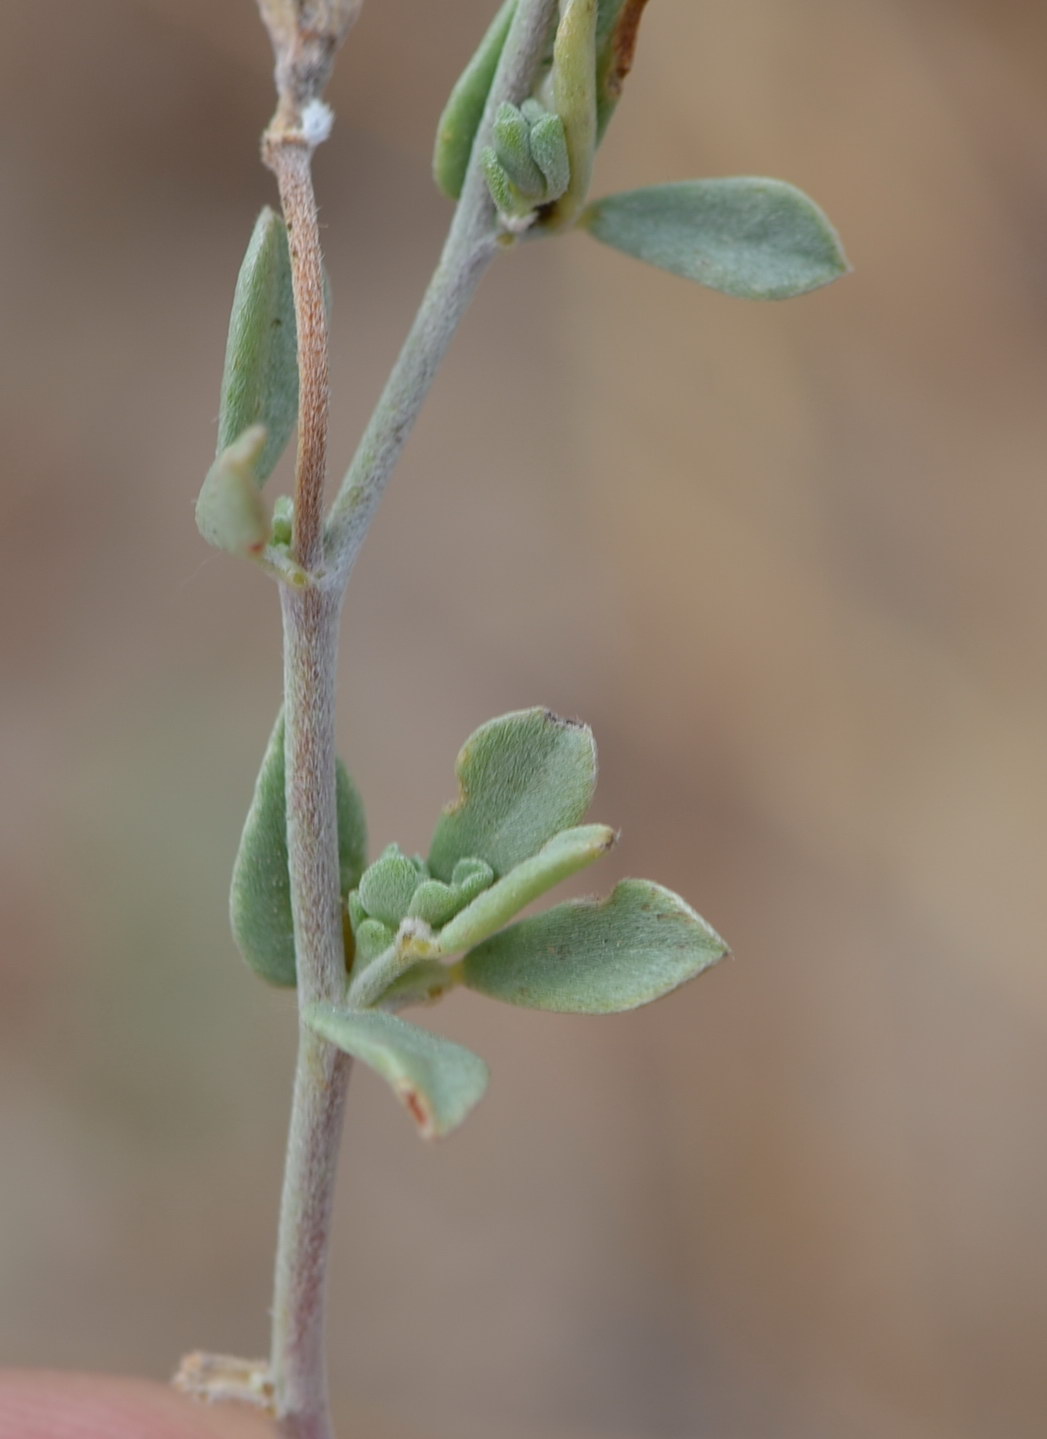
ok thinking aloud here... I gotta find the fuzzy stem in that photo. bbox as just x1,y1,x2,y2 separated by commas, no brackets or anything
324,0,561,584
271,584,348,1439
261,4,560,1436
264,138,330,572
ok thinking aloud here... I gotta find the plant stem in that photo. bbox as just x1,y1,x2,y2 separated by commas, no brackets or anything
272,585,348,1439
324,0,561,584
265,138,330,573
263,3,560,1435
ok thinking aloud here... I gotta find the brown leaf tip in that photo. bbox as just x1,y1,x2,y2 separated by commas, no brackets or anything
606,0,652,99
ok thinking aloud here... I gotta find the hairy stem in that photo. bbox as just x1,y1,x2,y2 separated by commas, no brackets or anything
324,0,561,584
272,585,348,1439
262,3,560,1436
264,138,330,572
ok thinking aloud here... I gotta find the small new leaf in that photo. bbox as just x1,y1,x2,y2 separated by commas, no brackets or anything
217,209,298,481
303,1005,490,1139
435,824,616,955
230,713,367,987
195,426,270,557
428,708,597,882
492,102,547,198
461,878,728,1013
582,178,850,300
433,0,517,200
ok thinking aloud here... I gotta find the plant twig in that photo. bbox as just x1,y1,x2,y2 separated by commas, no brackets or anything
324,0,561,585
260,3,560,1436
264,135,331,572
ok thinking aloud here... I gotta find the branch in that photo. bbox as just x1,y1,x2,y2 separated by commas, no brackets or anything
323,0,561,585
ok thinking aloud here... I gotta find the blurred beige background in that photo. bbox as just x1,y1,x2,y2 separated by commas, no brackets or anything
3,2,1047,1436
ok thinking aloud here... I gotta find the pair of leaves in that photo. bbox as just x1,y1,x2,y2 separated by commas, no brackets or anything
196,210,299,559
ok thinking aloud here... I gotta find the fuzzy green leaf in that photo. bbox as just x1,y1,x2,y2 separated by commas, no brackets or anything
595,0,651,140
461,878,728,1013
435,824,616,955
546,0,598,229
492,102,547,198
428,708,597,882
303,1005,489,1138
433,0,517,201
528,112,571,200
195,426,270,556
217,208,298,481
357,844,422,928
230,714,367,987
582,178,850,300
481,148,533,221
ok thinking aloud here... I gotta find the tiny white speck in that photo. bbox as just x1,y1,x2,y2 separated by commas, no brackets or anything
302,100,334,147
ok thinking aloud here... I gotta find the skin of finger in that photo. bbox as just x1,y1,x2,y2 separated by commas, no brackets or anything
0,1372,279,1439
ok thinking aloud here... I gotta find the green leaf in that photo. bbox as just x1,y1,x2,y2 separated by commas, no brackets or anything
492,102,547,198
582,178,850,300
481,148,532,222
355,918,395,966
217,208,298,481
595,0,651,141
545,0,598,229
357,844,422,927
428,708,597,882
304,1005,489,1138
406,879,462,928
528,112,570,200
461,878,728,1013
435,824,616,955
433,0,517,201
195,426,270,557
230,713,367,987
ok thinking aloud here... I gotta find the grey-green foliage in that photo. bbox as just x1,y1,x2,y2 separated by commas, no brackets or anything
428,708,597,881
482,100,571,220
298,708,726,1136
231,713,367,986
433,0,517,200
434,823,615,954
544,0,598,229
195,425,271,556
304,1004,489,1139
581,178,850,300
433,1,652,211
217,207,299,481
349,845,496,959
461,878,728,1012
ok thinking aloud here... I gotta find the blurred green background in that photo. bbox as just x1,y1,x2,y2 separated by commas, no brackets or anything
3,2,1047,1436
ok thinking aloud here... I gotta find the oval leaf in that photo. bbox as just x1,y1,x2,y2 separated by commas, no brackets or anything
461,878,728,1013
582,178,850,300
218,208,298,481
433,0,517,201
428,708,597,882
434,824,616,955
230,713,367,986
304,1005,489,1139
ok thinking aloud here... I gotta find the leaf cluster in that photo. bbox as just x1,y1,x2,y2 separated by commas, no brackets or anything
231,709,728,1138
433,0,849,295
